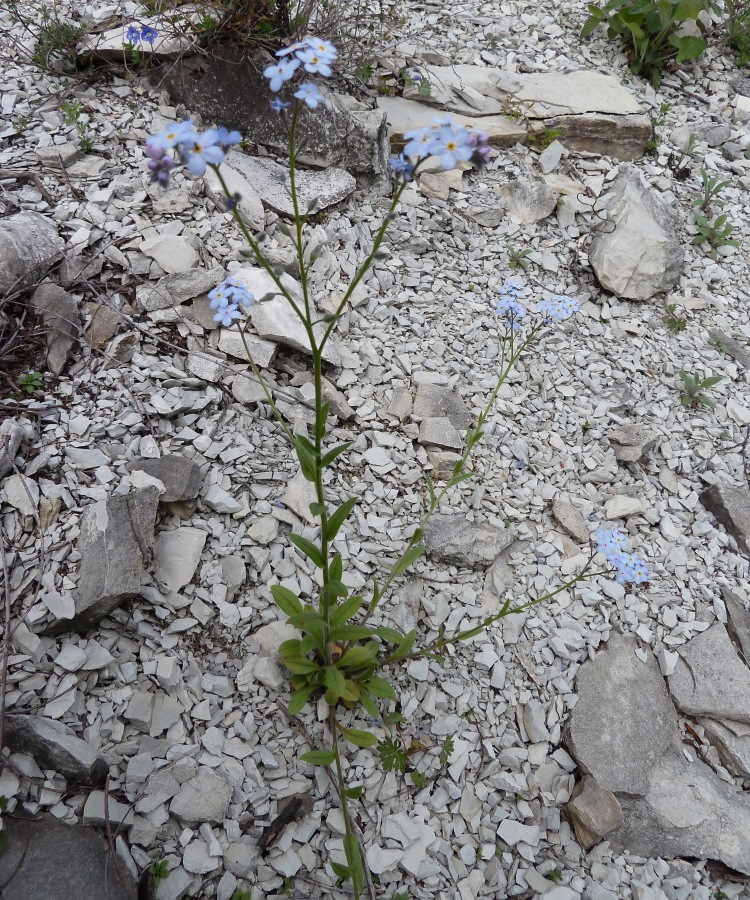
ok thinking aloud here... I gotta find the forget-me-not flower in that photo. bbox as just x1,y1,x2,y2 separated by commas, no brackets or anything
180,128,225,176
263,58,300,92
594,528,649,585
294,82,323,109
148,120,196,150
538,295,580,322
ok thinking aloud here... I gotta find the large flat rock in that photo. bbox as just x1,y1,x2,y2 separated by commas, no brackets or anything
0,816,135,900
566,634,750,875
385,66,650,160
0,212,64,295
701,481,750,555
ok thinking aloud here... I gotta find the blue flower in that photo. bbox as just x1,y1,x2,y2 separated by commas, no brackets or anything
140,25,158,44
125,25,141,44
495,280,526,330
430,122,473,170
213,306,242,327
263,58,300,92
389,154,414,180
215,127,242,149
294,82,323,109
594,528,649,585
538,295,580,322
297,48,334,77
403,127,433,159
270,97,291,113
148,120,197,150
180,128,225,176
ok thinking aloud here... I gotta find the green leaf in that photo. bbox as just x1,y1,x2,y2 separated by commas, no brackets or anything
344,831,365,894
324,665,345,698
325,497,359,541
425,474,436,506
339,643,378,669
389,629,416,660
293,436,318,483
456,625,485,641
342,727,378,748
270,585,303,617
674,0,703,19
331,595,364,626
300,749,336,765
323,579,348,600
279,639,301,656
343,785,363,800
410,770,427,787
330,860,350,883
330,552,343,582
364,675,397,700
373,626,404,644
447,471,474,489
439,735,455,765
314,402,330,442
288,533,325,568
668,33,707,61
700,376,723,387
281,655,320,675
288,686,312,715
320,442,352,468
309,502,326,518
390,546,425,578
377,737,408,773
359,688,379,718
329,624,374,641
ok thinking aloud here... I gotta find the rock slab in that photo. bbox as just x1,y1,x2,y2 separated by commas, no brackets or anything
31,283,81,375
588,165,684,301
0,816,135,900
566,633,750,875
700,481,750,555
0,212,64,295
3,715,107,785
44,487,159,634
422,514,514,569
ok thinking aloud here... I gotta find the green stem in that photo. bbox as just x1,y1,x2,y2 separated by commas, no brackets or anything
330,710,361,900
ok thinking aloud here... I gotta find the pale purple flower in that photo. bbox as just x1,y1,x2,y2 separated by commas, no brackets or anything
538,295,580,322
403,127,433,159
296,48,333,76
389,154,414,180
181,129,225,176
270,97,291,113
215,127,242,149
430,123,473,169
148,120,196,150
144,143,174,186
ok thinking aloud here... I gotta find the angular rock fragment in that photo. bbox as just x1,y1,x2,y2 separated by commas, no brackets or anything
3,715,107,785
565,775,624,849
723,587,750,665
31,283,81,375
551,499,589,543
700,481,750,555
0,212,64,295
668,623,750,725
422,513,514,569
418,416,463,450
608,424,660,463
131,454,204,519
44,487,159,634
497,178,558,224
588,165,684,300
0,418,26,480
154,527,207,592
170,766,232,825
413,383,472,429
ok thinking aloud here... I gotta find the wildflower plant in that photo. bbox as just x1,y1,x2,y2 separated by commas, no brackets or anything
143,34,650,897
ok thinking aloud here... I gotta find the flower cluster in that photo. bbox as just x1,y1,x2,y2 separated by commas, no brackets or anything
538,294,580,322
399,118,491,174
125,24,158,45
595,529,650,585
145,121,242,185
263,36,337,110
495,280,526,330
208,277,254,327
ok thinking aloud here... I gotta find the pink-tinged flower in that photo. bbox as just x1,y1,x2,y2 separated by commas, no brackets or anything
144,143,174,186
213,305,242,327
294,82,323,110
263,58,300,92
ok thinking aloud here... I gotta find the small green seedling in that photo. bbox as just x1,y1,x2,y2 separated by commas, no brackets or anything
17,371,42,394
230,889,252,900
693,168,733,216
529,127,563,149
662,303,687,334
60,99,94,153
692,211,740,259
678,371,723,409
507,246,532,270
148,859,170,886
